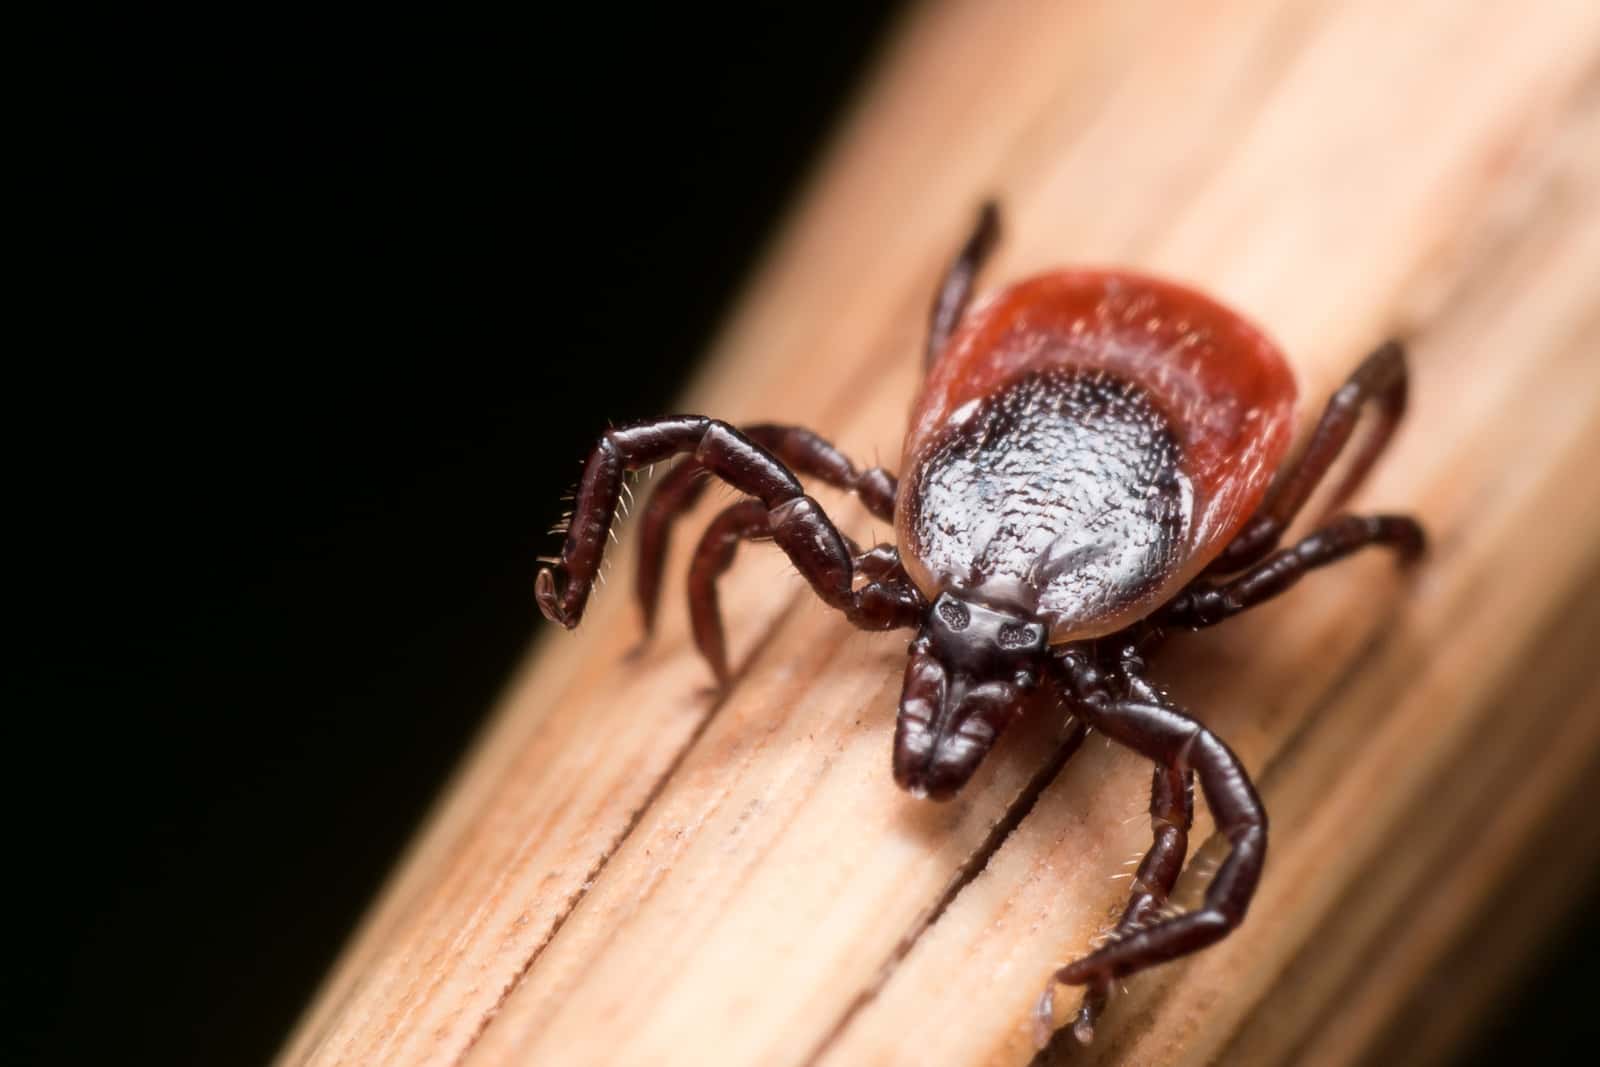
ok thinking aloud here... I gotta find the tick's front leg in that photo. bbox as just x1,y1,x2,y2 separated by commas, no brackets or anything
536,417,806,627
685,498,920,684
632,423,898,637
1041,760,1195,1046
537,417,922,642
1035,692,1266,1046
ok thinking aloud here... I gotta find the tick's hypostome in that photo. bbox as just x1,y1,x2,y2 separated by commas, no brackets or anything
534,202,1424,1046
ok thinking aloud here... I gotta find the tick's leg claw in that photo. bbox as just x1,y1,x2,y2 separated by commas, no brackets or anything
1032,985,1057,1050
535,567,576,628
1034,957,1109,1048
1072,996,1100,1045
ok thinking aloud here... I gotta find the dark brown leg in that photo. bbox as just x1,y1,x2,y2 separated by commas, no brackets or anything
1063,761,1195,1045
1035,670,1266,1044
634,424,898,636
1036,645,1194,1044
1214,340,1409,571
686,499,917,684
1165,513,1424,629
686,500,769,684
536,416,923,634
849,542,906,582
926,201,1001,369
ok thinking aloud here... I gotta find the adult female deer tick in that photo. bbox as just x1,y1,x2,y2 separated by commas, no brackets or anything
535,203,1424,1044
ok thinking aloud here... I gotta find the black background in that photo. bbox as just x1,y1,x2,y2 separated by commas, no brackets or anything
22,6,1596,1065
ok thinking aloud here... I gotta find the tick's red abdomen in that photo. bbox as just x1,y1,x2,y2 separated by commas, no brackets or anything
896,270,1298,642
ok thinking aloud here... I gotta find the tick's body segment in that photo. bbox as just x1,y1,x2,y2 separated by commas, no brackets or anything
535,203,1424,1045
898,268,1297,642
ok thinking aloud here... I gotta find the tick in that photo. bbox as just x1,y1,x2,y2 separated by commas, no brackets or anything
535,202,1424,1044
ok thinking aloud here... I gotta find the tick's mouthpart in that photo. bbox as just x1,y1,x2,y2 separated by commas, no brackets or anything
892,652,1019,801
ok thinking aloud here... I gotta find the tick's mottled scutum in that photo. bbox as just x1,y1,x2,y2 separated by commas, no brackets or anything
901,369,1187,640
534,202,1424,1046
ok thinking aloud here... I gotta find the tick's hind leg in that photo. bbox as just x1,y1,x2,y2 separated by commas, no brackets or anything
687,498,916,684
1215,339,1409,571
1164,513,1424,629
1036,679,1266,1045
926,201,1001,369
633,424,898,637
